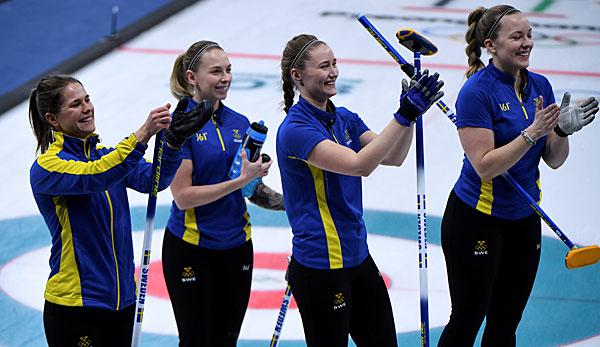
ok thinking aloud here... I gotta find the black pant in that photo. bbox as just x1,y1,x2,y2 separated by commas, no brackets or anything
43,300,134,347
162,229,253,347
288,254,397,347
438,190,541,347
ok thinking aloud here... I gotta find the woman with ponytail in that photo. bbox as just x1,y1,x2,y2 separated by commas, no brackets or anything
163,40,283,346
276,34,444,346
29,75,206,346
438,5,598,346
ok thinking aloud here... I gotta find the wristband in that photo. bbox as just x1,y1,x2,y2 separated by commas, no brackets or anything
520,130,536,146
553,125,569,137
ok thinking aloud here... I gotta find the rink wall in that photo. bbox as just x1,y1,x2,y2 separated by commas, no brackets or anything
0,0,202,115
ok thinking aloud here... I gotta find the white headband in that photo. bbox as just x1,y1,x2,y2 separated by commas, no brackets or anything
290,39,319,72
187,43,219,71
486,8,519,39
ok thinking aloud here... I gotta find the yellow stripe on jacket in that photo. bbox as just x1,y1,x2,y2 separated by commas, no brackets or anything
308,163,343,269
44,196,83,306
37,132,139,175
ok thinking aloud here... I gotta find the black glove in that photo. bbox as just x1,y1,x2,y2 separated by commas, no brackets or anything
165,98,213,148
393,69,444,127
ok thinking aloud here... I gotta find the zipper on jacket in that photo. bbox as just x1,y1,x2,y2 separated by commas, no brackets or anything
83,140,91,159
514,84,529,120
327,121,339,144
104,191,121,310
212,117,226,151
330,128,340,144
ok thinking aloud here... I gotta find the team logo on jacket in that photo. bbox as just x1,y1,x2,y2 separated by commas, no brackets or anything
196,132,208,142
78,336,93,347
333,292,347,310
233,129,243,143
499,102,510,111
474,240,489,255
181,266,197,283
344,129,352,145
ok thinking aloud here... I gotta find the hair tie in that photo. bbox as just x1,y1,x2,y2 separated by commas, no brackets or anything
486,7,518,39
187,43,219,71
290,39,319,72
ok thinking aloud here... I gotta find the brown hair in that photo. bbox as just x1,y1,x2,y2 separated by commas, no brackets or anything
280,34,325,114
170,40,223,99
29,75,82,154
465,5,521,78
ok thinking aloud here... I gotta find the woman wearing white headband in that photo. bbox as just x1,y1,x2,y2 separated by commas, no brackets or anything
163,40,284,346
438,5,598,346
277,34,444,346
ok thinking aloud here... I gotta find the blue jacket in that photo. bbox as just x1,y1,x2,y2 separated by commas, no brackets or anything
277,97,370,270
454,62,555,219
30,132,181,310
166,100,253,249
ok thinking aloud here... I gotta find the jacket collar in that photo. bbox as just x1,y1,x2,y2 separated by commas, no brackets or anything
54,131,99,149
298,96,337,126
486,59,532,101
486,58,530,85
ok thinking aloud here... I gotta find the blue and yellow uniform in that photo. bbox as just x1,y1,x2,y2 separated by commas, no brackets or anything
276,96,370,270
162,98,255,345
30,132,181,310
439,61,554,346
166,99,251,249
277,97,397,346
454,62,555,219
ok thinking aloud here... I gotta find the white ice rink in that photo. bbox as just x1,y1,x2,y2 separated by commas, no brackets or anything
1,1,599,346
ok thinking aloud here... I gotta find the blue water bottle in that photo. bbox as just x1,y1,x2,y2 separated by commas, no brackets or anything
228,120,268,197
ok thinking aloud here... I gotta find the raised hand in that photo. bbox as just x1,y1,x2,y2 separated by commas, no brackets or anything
554,92,598,137
393,69,444,127
165,97,214,148
135,103,172,145
526,95,560,142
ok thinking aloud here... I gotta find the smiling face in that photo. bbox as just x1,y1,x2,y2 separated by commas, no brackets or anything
45,82,95,138
485,13,533,77
292,43,339,108
186,48,232,106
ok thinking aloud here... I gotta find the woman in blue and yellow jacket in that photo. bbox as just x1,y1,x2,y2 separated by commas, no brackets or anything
28,75,211,347
276,34,443,347
162,40,283,347
438,6,598,346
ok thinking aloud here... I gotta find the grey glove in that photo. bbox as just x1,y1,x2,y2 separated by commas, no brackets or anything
554,92,598,137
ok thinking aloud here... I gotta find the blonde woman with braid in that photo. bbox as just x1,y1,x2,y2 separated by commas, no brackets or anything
438,5,598,346
276,34,444,347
